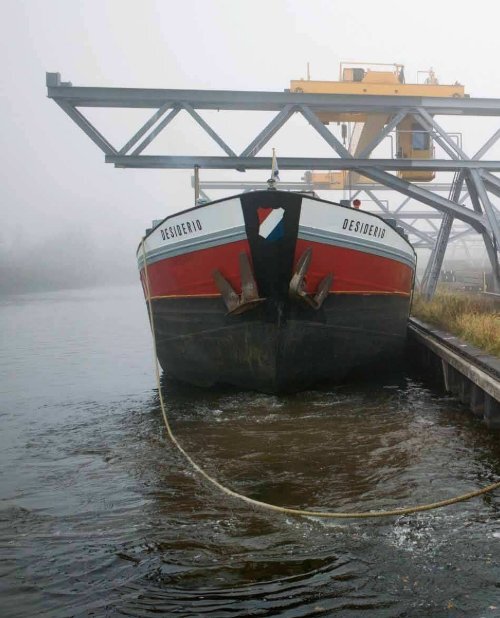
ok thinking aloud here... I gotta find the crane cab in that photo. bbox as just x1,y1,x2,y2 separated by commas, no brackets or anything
396,116,435,181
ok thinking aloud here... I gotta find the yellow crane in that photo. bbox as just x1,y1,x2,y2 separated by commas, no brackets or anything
291,62,466,184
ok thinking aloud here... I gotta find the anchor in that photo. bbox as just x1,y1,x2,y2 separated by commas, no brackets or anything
289,247,332,310
213,252,266,315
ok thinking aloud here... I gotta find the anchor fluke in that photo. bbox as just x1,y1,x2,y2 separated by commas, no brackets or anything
213,252,265,315
289,247,332,310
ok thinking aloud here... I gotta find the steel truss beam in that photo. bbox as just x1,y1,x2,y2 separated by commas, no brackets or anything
45,73,500,115
195,180,494,241
46,72,500,294
197,180,457,192
297,105,489,231
414,110,500,288
104,155,500,172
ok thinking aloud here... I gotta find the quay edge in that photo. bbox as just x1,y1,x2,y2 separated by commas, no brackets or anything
408,317,500,429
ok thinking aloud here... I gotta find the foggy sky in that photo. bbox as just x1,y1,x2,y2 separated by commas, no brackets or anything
2,0,500,293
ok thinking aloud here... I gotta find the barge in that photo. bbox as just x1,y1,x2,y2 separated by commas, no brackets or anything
138,190,416,393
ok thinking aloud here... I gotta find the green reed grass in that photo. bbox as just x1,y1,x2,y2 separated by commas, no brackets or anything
411,290,500,356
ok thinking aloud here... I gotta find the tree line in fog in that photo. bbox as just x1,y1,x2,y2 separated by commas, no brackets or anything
0,230,137,294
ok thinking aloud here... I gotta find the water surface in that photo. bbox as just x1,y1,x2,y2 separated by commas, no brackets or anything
1,285,500,617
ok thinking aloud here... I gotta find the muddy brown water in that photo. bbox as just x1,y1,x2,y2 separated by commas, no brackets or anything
1,285,500,617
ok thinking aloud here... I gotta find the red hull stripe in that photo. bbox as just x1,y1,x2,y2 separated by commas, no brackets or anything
140,239,249,297
295,239,414,295
140,239,414,298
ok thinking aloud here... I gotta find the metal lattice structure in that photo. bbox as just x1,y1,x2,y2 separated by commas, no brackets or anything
193,179,485,251
46,72,500,295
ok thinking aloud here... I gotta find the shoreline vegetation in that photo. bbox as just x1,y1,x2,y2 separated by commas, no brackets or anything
411,290,500,357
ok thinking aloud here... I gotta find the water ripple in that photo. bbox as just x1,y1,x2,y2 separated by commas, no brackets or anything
2,287,500,616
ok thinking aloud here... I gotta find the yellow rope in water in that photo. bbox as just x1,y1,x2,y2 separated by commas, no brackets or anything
140,239,500,519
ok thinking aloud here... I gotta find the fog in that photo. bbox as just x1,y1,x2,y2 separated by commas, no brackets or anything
2,0,500,293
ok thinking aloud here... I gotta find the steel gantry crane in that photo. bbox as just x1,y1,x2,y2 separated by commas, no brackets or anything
46,67,500,295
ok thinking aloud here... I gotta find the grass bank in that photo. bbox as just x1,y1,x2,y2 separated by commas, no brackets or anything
411,290,500,357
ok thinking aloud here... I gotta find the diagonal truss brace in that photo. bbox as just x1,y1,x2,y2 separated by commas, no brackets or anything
357,109,409,158
54,100,117,155
181,102,237,157
239,104,297,157
131,106,181,155
119,101,172,154
421,172,464,297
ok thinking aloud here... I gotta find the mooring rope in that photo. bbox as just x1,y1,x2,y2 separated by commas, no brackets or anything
140,239,500,519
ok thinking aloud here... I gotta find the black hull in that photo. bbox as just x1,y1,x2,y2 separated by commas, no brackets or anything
150,294,411,394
